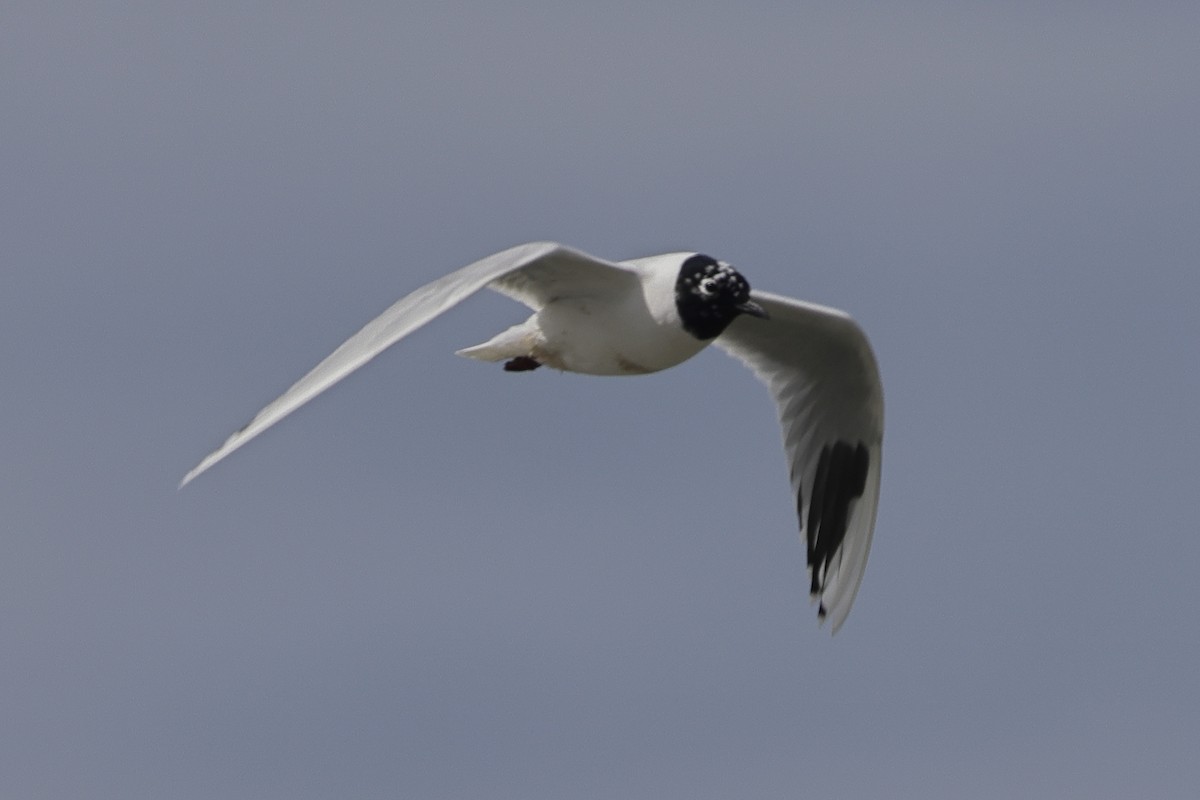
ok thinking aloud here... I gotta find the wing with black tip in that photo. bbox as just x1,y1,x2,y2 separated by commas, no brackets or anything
716,292,884,632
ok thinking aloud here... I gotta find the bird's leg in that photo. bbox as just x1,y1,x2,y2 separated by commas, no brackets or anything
503,356,542,372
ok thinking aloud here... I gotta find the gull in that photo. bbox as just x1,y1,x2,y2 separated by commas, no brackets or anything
181,242,883,631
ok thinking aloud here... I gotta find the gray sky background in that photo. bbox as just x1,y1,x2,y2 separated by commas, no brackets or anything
4,3,1199,798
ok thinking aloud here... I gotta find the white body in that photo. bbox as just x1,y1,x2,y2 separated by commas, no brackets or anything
456,254,704,375
181,242,883,633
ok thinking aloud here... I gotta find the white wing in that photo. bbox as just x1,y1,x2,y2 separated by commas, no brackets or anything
716,291,884,632
181,241,638,487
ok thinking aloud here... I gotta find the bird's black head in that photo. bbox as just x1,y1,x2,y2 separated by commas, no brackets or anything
674,254,768,340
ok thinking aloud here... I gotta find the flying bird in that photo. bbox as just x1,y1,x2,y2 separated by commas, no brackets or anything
182,242,883,630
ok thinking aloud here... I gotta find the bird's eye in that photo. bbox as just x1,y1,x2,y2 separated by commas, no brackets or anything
699,278,719,295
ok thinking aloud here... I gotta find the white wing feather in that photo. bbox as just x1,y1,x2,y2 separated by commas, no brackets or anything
180,241,635,487
716,291,884,632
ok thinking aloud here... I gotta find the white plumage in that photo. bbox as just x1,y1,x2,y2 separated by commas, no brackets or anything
182,242,883,631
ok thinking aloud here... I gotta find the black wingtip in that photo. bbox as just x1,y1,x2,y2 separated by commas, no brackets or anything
802,440,870,604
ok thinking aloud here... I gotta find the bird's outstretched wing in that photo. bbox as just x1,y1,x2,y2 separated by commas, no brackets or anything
716,292,884,632
181,241,637,487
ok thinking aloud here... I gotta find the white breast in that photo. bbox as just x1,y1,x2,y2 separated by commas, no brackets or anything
534,285,706,376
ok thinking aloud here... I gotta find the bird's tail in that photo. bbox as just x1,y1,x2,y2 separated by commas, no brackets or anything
455,321,538,362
